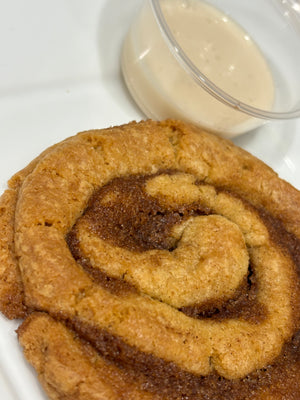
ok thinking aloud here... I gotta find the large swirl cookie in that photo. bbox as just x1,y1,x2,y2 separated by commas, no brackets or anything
0,120,299,399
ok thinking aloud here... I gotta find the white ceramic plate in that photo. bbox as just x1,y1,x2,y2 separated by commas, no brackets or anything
0,1,299,399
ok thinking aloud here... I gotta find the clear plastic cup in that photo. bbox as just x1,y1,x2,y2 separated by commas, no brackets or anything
121,0,300,138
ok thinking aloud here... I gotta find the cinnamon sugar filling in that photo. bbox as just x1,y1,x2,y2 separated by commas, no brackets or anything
59,316,300,400
66,173,265,321
63,172,300,397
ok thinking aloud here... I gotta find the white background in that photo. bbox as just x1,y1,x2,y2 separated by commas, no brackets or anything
0,1,299,399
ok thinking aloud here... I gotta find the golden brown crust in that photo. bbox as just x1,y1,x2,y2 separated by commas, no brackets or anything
0,135,72,319
17,312,159,400
0,188,26,318
0,119,299,399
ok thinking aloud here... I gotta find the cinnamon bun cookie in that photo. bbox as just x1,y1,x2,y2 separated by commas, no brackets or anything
0,120,299,399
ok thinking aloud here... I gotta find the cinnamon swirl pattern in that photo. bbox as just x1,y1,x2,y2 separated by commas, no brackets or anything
0,120,299,399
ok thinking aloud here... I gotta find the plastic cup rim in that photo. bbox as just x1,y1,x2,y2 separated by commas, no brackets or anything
150,0,300,120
